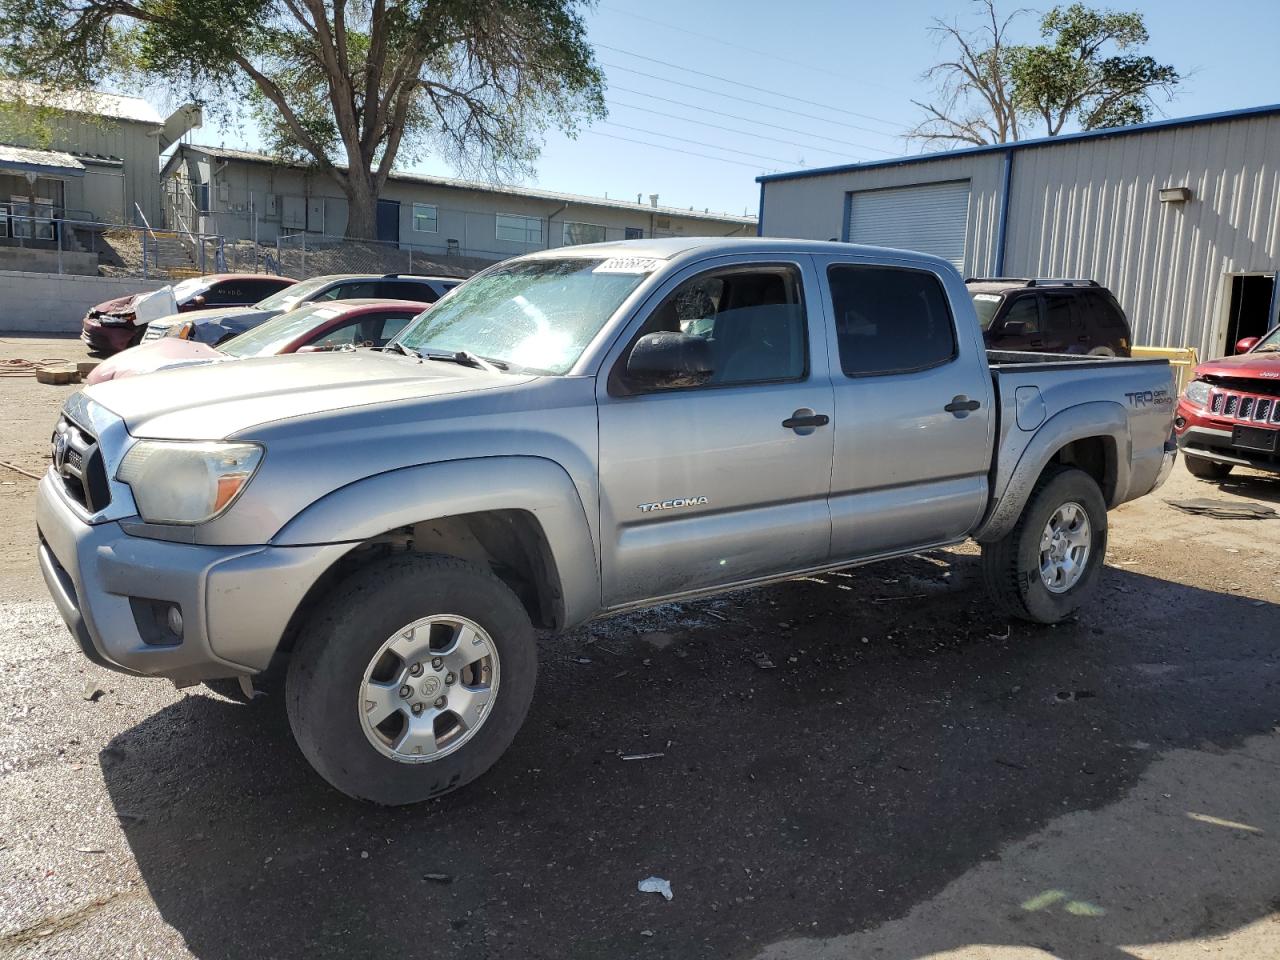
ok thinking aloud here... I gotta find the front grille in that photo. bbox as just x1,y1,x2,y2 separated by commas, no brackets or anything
1209,389,1280,425
52,416,111,513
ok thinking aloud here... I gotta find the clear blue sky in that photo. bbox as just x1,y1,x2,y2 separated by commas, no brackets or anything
206,0,1280,218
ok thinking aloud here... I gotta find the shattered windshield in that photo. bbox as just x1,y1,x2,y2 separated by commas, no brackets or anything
391,257,653,374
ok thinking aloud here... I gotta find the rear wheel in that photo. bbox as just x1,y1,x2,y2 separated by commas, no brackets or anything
1086,345,1116,357
1184,454,1232,481
981,465,1108,624
286,554,536,805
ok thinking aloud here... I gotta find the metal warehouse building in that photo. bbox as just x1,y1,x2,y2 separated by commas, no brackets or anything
757,104,1280,359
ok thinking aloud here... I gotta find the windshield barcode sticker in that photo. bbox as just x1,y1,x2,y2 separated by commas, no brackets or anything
594,257,660,274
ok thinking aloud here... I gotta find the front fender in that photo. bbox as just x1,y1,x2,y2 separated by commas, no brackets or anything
974,400,1130,543
271,456,601,627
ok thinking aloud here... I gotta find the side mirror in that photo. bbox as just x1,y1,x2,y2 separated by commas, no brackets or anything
999,320,1030,337
626,332,713,388
1235,337,1259,354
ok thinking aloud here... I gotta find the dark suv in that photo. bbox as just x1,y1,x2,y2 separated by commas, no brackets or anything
966,278,1132,357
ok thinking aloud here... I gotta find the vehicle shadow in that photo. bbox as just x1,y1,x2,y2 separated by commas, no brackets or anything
1209,469,1280,505
100,552,1280,959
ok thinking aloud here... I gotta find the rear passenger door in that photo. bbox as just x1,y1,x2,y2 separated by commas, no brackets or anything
1040,293,1077,353
818,257,994,560
595,257,834,607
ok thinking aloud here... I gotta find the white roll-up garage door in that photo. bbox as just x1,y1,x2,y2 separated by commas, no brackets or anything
846,180,970,268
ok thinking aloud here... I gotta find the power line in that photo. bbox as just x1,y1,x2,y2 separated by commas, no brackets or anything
610,85,897,155
602,62,899,141
602,120,798,165
610,99,858,160
584,129,776,172
596,42,901,128
597,3,904,96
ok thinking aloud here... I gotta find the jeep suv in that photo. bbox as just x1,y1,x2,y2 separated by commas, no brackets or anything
967,278,1132,357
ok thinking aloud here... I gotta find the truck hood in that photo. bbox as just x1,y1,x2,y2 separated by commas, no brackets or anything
84,350,533,440
1196,349,1280,381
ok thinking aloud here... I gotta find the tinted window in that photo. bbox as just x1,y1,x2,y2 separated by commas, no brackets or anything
1001,295,1040,333
1043,295,1075,334
1082,291,1127,330
623,265,807,389
317,281,380,301
200,281,251,305
379,280,440,303
828,265,956,376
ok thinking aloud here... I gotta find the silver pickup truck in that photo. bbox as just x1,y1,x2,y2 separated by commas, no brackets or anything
37,239,1177,804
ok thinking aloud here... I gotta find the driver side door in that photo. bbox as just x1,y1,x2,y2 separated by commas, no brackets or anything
595,257,835,608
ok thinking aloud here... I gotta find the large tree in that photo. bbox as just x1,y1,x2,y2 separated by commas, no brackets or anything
0,0,605,238
909,0,1179,148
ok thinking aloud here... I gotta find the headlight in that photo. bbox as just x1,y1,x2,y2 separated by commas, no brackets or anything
1182,379,1210,407
117,441,263,525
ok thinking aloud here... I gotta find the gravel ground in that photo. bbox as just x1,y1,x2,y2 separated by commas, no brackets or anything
1,336,1278,959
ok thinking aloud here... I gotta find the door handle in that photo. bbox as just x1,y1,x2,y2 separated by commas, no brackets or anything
944,395,981,415
782,410,830,432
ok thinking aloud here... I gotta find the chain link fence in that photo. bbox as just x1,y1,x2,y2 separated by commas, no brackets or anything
273,233,480,280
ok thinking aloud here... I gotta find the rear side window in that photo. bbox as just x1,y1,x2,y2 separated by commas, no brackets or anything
1001,294,1040,333
1082,291,1127,330
380,280,440,303
1043,295,1075,334
828,265,956,377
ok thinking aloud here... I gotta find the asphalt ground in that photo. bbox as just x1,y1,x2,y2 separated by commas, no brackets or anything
1,335,1278,959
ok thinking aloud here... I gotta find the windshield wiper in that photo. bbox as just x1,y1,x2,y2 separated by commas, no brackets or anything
423,349,508,371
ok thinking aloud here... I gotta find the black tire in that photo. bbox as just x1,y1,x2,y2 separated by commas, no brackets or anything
980,465,1108,624
285,554,536,805
1184,454,1232,481
1086,345,1116,357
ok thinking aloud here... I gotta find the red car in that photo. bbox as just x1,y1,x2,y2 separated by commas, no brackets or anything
1175,328,1280,480
87,299,432,384
81,273,297,355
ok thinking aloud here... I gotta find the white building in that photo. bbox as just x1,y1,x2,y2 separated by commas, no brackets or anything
163,144,756,264
757,104,1280,358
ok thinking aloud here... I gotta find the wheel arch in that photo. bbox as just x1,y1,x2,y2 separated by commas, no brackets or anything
975,401,1130,543
270,457,600,650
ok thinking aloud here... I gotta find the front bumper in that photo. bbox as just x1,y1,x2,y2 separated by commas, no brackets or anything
1175,400,1280,474
81,316,138,354
36,473,347,686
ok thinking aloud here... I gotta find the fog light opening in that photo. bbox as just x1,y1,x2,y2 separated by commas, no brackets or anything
1174,416,1186,429
166,604,184,639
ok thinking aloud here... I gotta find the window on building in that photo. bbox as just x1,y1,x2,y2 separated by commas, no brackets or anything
827,264,956,377
624,226,644,240
412,203,438,233
562,221,606,246
496,213,544,245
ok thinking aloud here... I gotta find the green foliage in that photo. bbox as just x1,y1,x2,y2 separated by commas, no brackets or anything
1009,3,1180,134
911,0,1179,147
0,0,605,237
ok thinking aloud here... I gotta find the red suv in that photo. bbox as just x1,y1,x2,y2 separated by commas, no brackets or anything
967,278,1132,356
1175,327,1280,480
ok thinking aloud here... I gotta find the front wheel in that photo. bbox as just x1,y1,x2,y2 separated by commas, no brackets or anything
980,465,1108,624
286,554,537,805
1184,454,1232,481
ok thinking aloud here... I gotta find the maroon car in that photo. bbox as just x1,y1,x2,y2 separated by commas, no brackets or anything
87,299,433,383
81,273,297,355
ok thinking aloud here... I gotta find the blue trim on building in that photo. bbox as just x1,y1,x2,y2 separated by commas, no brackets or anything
756,102,1280,185
993,150,1014,276
756,187,764,237
840,191,852,242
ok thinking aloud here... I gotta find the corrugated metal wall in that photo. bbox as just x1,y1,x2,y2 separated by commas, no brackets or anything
762,111,1280,360
847,180,971,267
1004,114,1280,358
760,153,1006,277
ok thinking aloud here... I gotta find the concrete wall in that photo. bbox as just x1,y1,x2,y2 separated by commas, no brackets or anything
0,271,166,333
0,248,98,276
759,110,1280,358
166,149,754,261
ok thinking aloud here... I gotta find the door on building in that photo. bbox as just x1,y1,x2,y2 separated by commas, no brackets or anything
376,199,401,243
1223,274,1276,353
846,180,970,269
